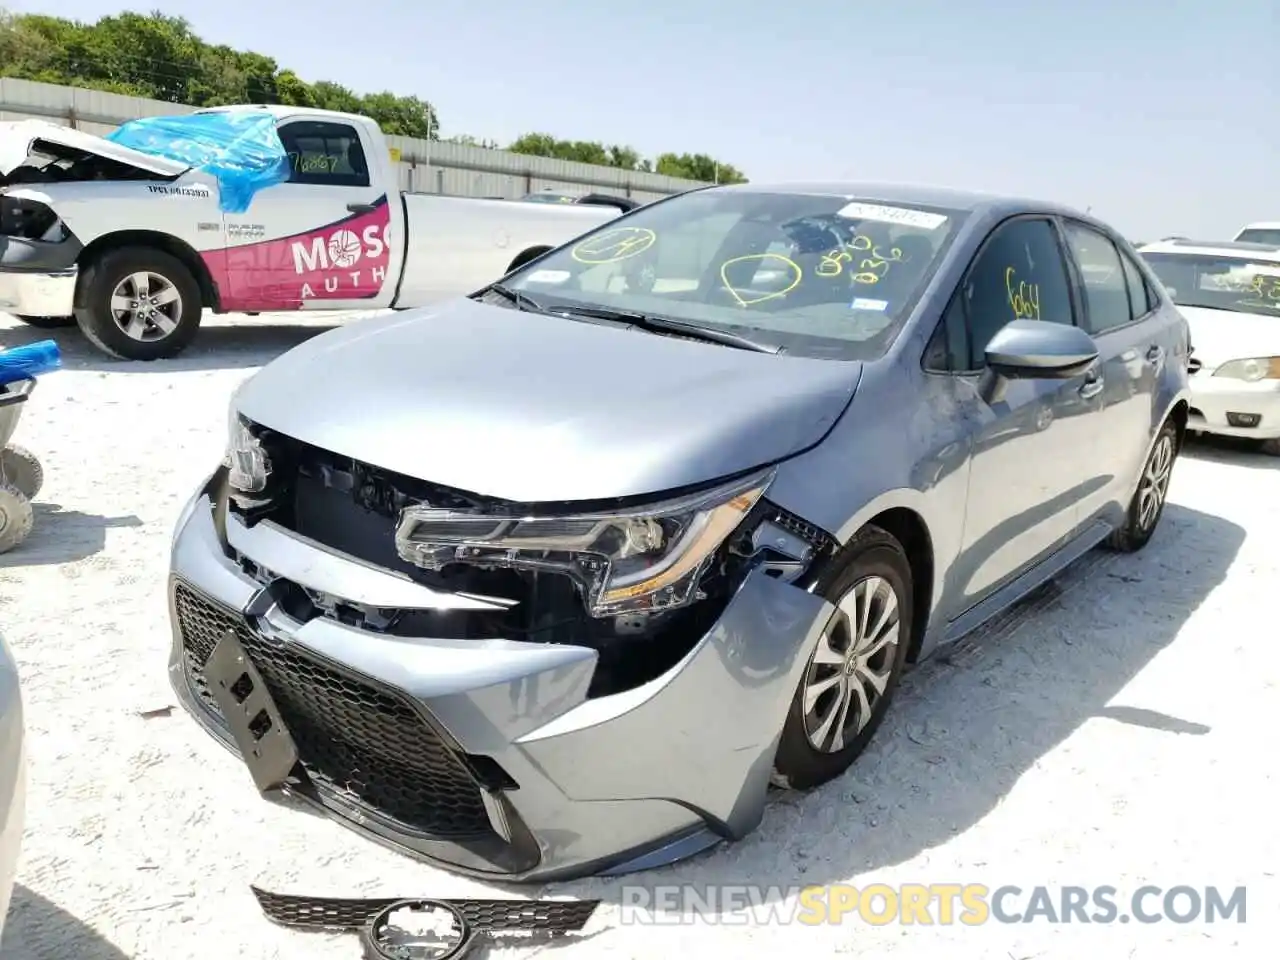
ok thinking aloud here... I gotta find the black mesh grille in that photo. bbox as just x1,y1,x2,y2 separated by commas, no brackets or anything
250,885,599,933
173,582,495,841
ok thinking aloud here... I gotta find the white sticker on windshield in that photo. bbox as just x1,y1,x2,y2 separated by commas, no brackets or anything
851,297,889,311
837,202,948,231
526,269,570,284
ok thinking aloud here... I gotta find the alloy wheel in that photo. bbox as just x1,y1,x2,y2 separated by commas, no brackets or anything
802,575,901,754
110,271,183,342
1137,433,1174,531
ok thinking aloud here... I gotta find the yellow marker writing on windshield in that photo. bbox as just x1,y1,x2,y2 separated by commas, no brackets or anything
719,253,802,306
1006,266,1041,320
570,227,657,264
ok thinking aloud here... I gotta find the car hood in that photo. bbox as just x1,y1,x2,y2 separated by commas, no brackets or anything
1180,305,1280,371
234,299,862,503
0,119,189,180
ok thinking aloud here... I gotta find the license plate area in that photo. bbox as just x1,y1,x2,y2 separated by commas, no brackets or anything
205,628,309,794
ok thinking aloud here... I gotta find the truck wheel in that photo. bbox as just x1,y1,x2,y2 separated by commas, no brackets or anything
505,246,552,275
14,315,75,329
0,483,33,554
74,247,203,361
0,445,42,500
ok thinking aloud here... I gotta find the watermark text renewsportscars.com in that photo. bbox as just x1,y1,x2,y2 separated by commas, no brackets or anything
618,883,1247,926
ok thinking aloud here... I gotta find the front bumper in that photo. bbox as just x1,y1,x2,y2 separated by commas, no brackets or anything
167,476,834,882
1188,373,1280,440
0,268,77,318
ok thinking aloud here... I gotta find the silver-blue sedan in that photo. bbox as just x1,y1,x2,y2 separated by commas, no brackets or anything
167,182,1191,882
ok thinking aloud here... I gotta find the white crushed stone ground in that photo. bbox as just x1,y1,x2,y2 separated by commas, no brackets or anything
0,309,1276,960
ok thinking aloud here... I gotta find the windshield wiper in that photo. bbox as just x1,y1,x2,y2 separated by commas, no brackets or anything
484,282,546,313
553,305,782,354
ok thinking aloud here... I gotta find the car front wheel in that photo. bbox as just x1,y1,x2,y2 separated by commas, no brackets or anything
773,525,913,791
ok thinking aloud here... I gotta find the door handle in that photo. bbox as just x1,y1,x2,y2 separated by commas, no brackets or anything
346,202,376,214
1146,344,1164,364
1079,371,1104,400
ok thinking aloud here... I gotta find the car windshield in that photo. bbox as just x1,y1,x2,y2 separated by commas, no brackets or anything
1142,252,1280,319
1235,228,1280,245
501,188,967,360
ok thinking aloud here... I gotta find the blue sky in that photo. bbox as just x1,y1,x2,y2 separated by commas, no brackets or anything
10,0,1276,239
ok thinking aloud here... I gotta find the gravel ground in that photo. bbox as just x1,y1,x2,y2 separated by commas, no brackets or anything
0,310,1276,960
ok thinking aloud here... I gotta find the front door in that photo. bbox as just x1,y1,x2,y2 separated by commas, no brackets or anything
219,118,394,312
947,216,1100,609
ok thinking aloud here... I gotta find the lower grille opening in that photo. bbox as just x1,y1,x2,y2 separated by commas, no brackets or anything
172,581,500,841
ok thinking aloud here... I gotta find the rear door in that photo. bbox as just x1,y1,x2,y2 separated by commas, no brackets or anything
937,215,1100,609
219,118,395,311
1059,219,1165,528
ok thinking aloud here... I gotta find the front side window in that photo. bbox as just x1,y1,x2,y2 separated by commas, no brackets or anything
277,121,370,187
501,189,967,360
1141,252,1280,319
952,218,1075,370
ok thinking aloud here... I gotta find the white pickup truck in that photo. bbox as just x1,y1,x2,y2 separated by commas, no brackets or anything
0,106,626,360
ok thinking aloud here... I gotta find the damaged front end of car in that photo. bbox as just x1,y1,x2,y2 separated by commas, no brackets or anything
168,413,842,880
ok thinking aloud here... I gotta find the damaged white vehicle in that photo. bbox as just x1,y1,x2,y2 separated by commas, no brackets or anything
0,107,624,360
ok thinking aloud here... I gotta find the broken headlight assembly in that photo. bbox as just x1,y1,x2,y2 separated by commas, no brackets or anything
395,470,773,618
222,412,272,504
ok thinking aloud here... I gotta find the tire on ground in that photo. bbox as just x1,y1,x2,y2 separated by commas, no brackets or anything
1106,418,1179,553
0,482,33,554
773,524,914,790
0,445,42,500
505,246,552,275
14,314,75,329
74,246,204,361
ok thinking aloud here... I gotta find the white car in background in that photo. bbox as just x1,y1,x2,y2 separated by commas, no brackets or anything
1234,223,1280,245
0,630,25,938
1139,238,1280,454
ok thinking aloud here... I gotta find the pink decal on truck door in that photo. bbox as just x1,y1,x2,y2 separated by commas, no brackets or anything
203,196,393,312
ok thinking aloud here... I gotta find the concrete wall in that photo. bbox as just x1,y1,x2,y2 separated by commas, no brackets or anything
0,77,708,203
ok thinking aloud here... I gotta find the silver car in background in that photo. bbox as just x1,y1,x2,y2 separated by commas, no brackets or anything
0,630,26,937
1139,238,1280,454
169,183,1191,881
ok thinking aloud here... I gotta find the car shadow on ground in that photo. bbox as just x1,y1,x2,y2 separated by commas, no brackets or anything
525,502,1243,906
2,885,129,959
0,320,337,374
1181,433,1279,470
0,504,142,568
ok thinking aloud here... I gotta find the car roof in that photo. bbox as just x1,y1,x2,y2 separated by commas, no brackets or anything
709,181,1093,221
1238,221,1280,230
1137,238,1280,262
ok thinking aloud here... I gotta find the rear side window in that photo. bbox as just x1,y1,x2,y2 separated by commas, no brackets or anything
277,121,370,187
1118,249,1154,319
1063,222,1133,334
1236,228,1280,245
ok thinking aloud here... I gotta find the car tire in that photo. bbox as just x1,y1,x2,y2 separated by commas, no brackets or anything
1106,419,1178,553
74,247,203,361
0,483,33,554
772,525,913,791
0,446,42,500
1257,438,1280,457
14,314,74,329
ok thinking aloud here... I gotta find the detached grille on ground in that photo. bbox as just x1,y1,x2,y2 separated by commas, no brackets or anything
172,582,495,841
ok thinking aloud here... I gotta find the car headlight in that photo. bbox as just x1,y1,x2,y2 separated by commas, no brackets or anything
395,470,773,617
222,411,271,494
1213,357,1280,382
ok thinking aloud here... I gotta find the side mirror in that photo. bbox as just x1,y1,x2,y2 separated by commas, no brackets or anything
980,319,1099,404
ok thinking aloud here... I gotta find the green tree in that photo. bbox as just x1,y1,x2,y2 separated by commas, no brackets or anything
509,132,745,183
655,152,748,184
0,8,744,178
